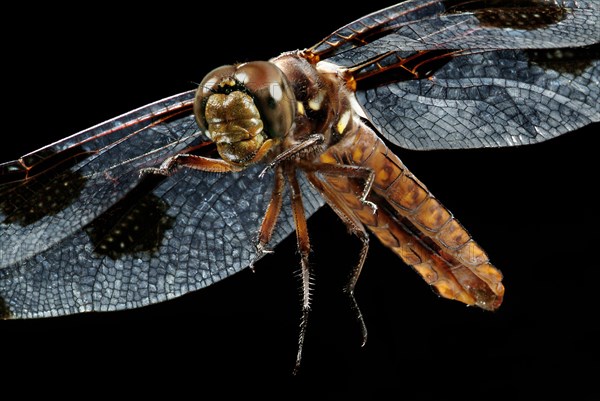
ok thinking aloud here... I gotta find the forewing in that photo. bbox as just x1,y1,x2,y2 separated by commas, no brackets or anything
1,91,200,267
312,0,600,150
324,0,599,66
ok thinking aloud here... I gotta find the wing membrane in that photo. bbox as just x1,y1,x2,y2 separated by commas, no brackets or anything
1,91,200,267
0,166,324,318
312,0,598,61
309,0,446,59
358,45,600,149
309,0,599,150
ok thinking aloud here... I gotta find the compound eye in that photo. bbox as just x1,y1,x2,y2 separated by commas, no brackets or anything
234,61,296,138
194,65,236,130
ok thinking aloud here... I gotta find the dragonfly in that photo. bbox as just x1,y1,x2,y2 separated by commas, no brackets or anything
1,0,598,371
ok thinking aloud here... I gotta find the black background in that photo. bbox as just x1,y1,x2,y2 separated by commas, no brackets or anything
2,1,598,398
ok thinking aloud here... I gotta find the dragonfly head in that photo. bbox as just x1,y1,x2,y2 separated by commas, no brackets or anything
194,61,296,166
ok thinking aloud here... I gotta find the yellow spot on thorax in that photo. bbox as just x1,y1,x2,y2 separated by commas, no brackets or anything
308,89,326,111
336,110,351,134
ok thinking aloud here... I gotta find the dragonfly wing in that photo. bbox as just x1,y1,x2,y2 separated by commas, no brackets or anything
357,46,600,150
0,165,325,318
325,0,599,66
1,91,201,266
313,0,599,150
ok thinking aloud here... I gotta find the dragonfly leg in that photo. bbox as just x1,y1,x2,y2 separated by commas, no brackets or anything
287,168,313,375
251,166,285,270
299,161,377,213
139,154,241,177
258,134,324,178
305,172,369,346
343,229,369,346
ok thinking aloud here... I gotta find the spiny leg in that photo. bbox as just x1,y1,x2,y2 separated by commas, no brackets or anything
306,172,370,346
140,153,241,177
251,166,285,269
287,169,313,374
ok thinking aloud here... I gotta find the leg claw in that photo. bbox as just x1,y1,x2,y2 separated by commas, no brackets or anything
139,167,168,178
249,243,274,271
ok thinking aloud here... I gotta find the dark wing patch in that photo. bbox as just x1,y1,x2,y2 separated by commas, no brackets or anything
0,91,199,268
84,174,175,259
0,166,324,318
312,0,598,63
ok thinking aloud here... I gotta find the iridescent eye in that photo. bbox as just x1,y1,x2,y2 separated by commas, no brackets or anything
234,61,296,138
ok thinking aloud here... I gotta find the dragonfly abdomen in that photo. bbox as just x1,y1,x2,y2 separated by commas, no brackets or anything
319,123,504,310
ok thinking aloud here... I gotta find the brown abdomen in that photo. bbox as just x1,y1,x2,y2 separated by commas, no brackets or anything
319,124,504,310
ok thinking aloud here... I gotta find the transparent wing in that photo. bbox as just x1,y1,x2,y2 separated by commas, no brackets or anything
0,92,325,318
310,0,600,150
357,45,600,149
319,0,599,65
1,91,200,266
